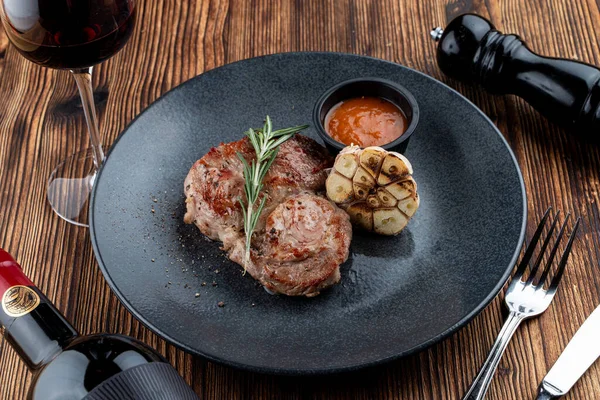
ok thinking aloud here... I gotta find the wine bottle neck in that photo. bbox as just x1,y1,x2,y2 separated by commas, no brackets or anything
0,249,78,370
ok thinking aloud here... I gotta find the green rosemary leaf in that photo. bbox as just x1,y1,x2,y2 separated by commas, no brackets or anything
239,198,247,221
262,147,279,174
245,128,260,154
244,182,252,205
237,151,251,172
252,196,268,226
270,133,296,150
270,124,309,137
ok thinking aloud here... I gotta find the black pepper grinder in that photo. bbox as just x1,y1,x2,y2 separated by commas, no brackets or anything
431,14,600,137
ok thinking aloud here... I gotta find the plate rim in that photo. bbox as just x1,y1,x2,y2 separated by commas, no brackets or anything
89,51,527,375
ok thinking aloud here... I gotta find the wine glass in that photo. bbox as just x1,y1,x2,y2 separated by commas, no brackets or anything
0,0,136,226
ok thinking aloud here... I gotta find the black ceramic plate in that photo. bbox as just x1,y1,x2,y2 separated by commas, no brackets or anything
90,52,526,374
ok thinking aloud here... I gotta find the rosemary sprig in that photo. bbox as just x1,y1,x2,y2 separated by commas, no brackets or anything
237,116,309,272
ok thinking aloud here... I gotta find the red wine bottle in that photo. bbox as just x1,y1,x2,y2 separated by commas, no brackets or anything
0,248,200,400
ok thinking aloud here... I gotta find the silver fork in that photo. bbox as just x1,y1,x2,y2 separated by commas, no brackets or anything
462,207,581,400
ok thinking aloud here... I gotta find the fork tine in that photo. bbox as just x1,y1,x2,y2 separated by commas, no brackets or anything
536,212,570,288
547,217,581,296
512,207,553,281
525,210,561,286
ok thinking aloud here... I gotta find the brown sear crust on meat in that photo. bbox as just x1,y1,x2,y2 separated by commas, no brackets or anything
261,194,351,296
184,134,352,297
183,135,332,242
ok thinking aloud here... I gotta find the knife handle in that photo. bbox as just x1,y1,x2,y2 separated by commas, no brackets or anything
432,14,600,138
536,385,559,400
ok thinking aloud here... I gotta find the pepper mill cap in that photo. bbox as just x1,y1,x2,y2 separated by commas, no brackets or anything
435,14,496,82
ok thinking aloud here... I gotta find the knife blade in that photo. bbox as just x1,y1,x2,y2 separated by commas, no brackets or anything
537,304,600,399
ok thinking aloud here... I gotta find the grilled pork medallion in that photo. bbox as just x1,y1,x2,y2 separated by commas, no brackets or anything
184,135,352,297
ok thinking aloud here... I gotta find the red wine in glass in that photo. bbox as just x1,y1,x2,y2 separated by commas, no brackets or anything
2,0,136,69
0,0,137,226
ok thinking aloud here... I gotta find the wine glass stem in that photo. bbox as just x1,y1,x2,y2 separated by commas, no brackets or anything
70,67,105,171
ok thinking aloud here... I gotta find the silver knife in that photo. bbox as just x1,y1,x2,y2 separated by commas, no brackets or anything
536,304,600,399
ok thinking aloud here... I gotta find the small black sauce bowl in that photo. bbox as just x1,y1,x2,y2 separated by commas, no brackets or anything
313,77,420,154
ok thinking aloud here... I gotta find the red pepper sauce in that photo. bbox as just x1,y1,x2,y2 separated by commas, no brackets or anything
325,97,407,147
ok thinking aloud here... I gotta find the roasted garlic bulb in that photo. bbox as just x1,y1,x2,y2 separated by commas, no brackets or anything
326,146,419,235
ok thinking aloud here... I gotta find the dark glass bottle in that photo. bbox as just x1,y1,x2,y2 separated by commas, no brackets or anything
0,248,200,400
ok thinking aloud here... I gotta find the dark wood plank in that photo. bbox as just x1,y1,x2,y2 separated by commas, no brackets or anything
1,0,600,399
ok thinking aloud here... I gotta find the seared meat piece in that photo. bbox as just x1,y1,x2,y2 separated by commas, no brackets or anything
259,194,351,296
183,134,332,242
183,134,352,297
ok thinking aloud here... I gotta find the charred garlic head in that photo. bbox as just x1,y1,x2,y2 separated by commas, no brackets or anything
326,146,419,235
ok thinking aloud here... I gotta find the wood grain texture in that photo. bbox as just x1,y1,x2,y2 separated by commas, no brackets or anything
1,0,600,398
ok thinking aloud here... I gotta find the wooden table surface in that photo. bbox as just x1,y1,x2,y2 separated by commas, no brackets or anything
2,0,600,399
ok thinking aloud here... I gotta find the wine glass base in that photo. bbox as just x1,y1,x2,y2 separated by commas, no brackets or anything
47,148,100,228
